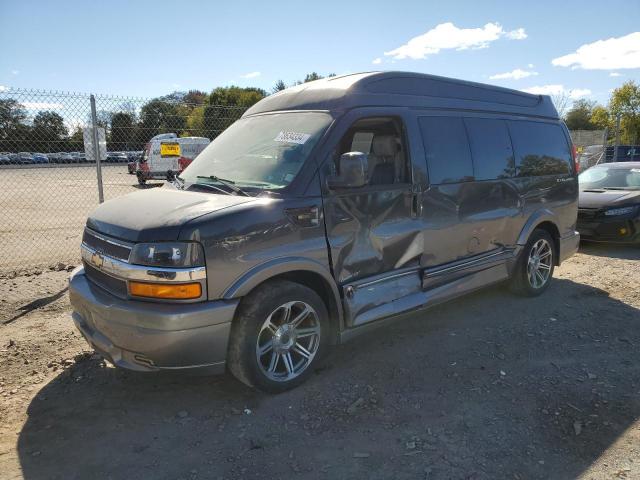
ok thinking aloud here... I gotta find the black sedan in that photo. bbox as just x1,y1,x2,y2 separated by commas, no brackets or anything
577,162,640,244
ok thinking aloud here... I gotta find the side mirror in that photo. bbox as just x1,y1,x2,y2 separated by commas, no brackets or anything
327,152,369,189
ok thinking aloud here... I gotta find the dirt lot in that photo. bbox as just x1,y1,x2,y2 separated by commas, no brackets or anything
1,243,639,480
0,165,151,273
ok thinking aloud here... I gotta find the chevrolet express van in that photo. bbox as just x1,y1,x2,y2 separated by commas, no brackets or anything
69,72,579,392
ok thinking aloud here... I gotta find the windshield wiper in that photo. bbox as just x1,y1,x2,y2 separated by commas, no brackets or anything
196,175,252,196
602,187,628,190
189,181,233,196
174,175,186,189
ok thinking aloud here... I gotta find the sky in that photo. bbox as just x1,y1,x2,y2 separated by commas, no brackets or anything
1,0,639,107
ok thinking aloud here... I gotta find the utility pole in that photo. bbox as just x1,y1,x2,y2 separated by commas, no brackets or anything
613,113,621,162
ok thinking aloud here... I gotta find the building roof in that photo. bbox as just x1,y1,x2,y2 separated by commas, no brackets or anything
244,71,558,119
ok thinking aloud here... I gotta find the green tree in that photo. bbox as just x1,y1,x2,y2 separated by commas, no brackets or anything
564,99,598,130
137,99,186,143
272,79,287,94
67,126,84,152
0,99,27,151
590,105,611,131
32,111,68,152
203,86,265,139
183,90,208,105
609,81,640,144
110,112,134,151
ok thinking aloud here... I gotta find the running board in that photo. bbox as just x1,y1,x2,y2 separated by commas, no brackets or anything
340,263,509,342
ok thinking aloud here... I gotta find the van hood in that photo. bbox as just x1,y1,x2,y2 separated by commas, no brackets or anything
578,189,640,209
86,186,256,242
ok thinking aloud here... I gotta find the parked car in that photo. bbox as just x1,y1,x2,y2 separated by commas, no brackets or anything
127,161,136,174
58,152,73,163
70,152,87,163
0,154,10,165
32,153,49,164
107,151,128,163
18,152,34,164
69,71,580,392
577,161,640,243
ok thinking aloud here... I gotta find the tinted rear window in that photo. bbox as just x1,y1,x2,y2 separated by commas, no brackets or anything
464,118,515,180
419,116,473,184
508,121,571,176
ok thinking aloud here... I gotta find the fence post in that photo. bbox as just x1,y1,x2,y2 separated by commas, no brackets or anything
90,94,104,203
613,114,621,163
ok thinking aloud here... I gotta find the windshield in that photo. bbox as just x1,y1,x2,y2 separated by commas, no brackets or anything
579,165,640,190
180,112,332,190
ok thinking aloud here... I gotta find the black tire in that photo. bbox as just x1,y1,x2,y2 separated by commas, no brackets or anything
227,280,330,393
136,172,146,185
509,229,556,297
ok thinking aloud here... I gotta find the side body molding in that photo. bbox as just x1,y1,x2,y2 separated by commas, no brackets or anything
516,208,558,245
221,256,344,329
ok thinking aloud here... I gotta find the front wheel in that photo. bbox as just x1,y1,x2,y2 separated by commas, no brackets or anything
509,229,555,296
227,280,330,393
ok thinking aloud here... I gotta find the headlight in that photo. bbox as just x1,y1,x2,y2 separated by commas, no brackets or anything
129,242,205,268
604,206,636,216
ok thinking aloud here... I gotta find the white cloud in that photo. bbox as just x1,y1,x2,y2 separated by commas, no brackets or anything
0,85,7,92
383,22,526,60
489,68,538,80
240,71,261,79
569,88,592,99
21,102,63,110
522,84,592,99
372,57,382,65
523,84,565,96
552,32,640,70
610,72,622,77
11,70,19,75
527,63,534,68
505,28,527,40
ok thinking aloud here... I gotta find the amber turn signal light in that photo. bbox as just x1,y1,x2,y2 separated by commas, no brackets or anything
129,281,202,300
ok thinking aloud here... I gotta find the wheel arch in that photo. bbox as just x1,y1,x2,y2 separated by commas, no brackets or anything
222,257,344,342
516,210,561,266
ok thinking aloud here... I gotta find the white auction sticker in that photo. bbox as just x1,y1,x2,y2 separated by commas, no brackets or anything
274,131,311,144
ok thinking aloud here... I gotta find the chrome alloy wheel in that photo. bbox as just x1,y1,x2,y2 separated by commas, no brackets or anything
527,238,553,289
255,301,321,382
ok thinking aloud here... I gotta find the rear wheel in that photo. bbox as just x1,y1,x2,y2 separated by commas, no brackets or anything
136,172,146,185
227,280,329,393
509,229,555,296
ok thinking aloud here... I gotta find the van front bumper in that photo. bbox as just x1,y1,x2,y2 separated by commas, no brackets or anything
69,267,238,374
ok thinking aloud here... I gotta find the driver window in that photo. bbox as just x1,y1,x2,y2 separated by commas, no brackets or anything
337,117,409,185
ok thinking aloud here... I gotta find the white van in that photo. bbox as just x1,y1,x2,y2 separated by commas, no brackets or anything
137,133,210,184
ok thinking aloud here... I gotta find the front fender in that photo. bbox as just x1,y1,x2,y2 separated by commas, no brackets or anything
221,256,344,329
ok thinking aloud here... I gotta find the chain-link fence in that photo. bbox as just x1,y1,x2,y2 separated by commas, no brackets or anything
0,87,247,274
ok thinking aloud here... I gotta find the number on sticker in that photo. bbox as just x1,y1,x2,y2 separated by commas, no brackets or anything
274,131,311,144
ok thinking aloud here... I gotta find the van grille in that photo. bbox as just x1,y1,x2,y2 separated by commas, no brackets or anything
84,262,128,298
82,229,132,262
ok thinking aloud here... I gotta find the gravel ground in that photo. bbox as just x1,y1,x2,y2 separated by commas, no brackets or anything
1,243,639,480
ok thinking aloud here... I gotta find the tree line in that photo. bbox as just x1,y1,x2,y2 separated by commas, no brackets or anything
563,81,640,144
0,72,334,153
4,74,634,154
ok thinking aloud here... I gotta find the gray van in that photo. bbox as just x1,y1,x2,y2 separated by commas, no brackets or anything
69,72,580,392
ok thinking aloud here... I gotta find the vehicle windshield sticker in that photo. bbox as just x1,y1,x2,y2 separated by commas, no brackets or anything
631,169,640,173
274,131,311,144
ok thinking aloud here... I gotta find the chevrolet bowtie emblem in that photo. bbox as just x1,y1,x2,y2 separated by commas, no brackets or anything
91,252,104,269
